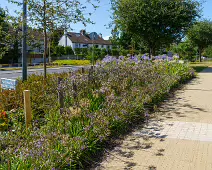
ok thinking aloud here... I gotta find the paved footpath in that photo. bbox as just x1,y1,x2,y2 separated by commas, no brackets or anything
98,68,212,170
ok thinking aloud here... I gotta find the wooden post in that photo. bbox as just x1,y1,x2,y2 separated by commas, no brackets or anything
58,77,64,109
81,67,85,74
7,160,11,170
24,90,32,128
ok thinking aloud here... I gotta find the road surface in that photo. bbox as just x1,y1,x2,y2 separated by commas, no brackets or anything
0,66,82,79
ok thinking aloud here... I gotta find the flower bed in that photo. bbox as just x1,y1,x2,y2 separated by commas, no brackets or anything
0,58,195,169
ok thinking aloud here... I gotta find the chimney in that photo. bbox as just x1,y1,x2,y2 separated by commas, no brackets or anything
80,29,86,35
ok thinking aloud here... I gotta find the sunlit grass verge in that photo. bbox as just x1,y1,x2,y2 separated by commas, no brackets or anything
52,60,91,66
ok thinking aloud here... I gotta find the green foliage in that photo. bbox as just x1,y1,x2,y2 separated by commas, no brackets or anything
0,40,21,64
9,0,100,77
111,48,119,56
54,45,65,57
52,60,90,65
203,45,212,58
64,46,74,55
101,48,108,58
119,47,129,56
0,60,195,169
111,0,201,56
86,47,107,63
74,48,89,58
170,40,197,61
50,29,64,47
74,48,81,56
0,8,9,59
187,20,212,61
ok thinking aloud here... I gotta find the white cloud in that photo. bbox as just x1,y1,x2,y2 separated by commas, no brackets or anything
103,35,110,40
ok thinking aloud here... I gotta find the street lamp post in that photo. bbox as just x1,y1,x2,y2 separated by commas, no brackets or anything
22,0,27,81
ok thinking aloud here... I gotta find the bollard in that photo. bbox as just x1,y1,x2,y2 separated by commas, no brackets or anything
24,90,32,128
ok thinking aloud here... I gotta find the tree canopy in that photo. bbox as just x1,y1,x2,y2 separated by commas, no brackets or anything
187,20,212,61
111,0,201,57
203,45,212,58
170,40,198,61
9,0,100,78
0,7,9,59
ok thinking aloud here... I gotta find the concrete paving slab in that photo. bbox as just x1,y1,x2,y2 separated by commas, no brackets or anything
98,68,212,170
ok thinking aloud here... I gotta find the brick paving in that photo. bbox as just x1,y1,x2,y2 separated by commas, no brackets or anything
98,68,212,170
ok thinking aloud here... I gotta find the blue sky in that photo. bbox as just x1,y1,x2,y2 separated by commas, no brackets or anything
1,0,212,40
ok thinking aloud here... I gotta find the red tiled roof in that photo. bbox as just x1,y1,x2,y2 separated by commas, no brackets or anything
67,32,112,45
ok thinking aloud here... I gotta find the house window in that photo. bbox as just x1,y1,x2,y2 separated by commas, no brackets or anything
101,45,104,48
95,45,98,48
83,44,88,47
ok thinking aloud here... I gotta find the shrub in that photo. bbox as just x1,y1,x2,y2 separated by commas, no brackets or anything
111,48,119,56
64,46,74,55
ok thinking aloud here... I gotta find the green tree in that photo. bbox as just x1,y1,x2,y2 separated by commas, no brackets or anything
111,0,201,57
74,48,81,56
203,45,212,58
170,40,197,61
187,20,212,62
111,31,145,52
54,45,65,57
100,48,107,58
1,40,21,64
87,47,101,64
64,46,74,55
50,28,64,48
112,48,119,56
9,0,99,78
0,7,9,59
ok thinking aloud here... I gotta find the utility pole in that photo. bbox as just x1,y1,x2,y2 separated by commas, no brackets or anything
22,0,27,81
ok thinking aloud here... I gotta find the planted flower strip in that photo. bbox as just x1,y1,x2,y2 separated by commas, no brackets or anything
0,57,195,169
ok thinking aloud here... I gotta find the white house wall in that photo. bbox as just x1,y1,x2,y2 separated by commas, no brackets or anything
58,36,112,50
58,35,73,48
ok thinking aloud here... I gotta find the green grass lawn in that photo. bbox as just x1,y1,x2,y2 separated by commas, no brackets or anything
52,60,90,66
189,61,212,72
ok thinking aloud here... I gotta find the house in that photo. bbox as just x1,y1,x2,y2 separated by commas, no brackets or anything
17,29,49,64
58,30,112,50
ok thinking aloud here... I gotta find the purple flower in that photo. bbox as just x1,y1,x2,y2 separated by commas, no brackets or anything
168,57,173,61
162,54,167,60
129,56,138,63
154,56,161,60
141,54,150,60
102,56,116,63
119,56,124,60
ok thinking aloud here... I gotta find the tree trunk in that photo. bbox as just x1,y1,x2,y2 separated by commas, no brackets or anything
152,47,155,57
199,48,202,62
43,0,47,78
149,47,155,59
149,48,152,59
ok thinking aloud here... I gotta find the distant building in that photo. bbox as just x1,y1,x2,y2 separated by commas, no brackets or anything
58,30,112,50
17,29,49,64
